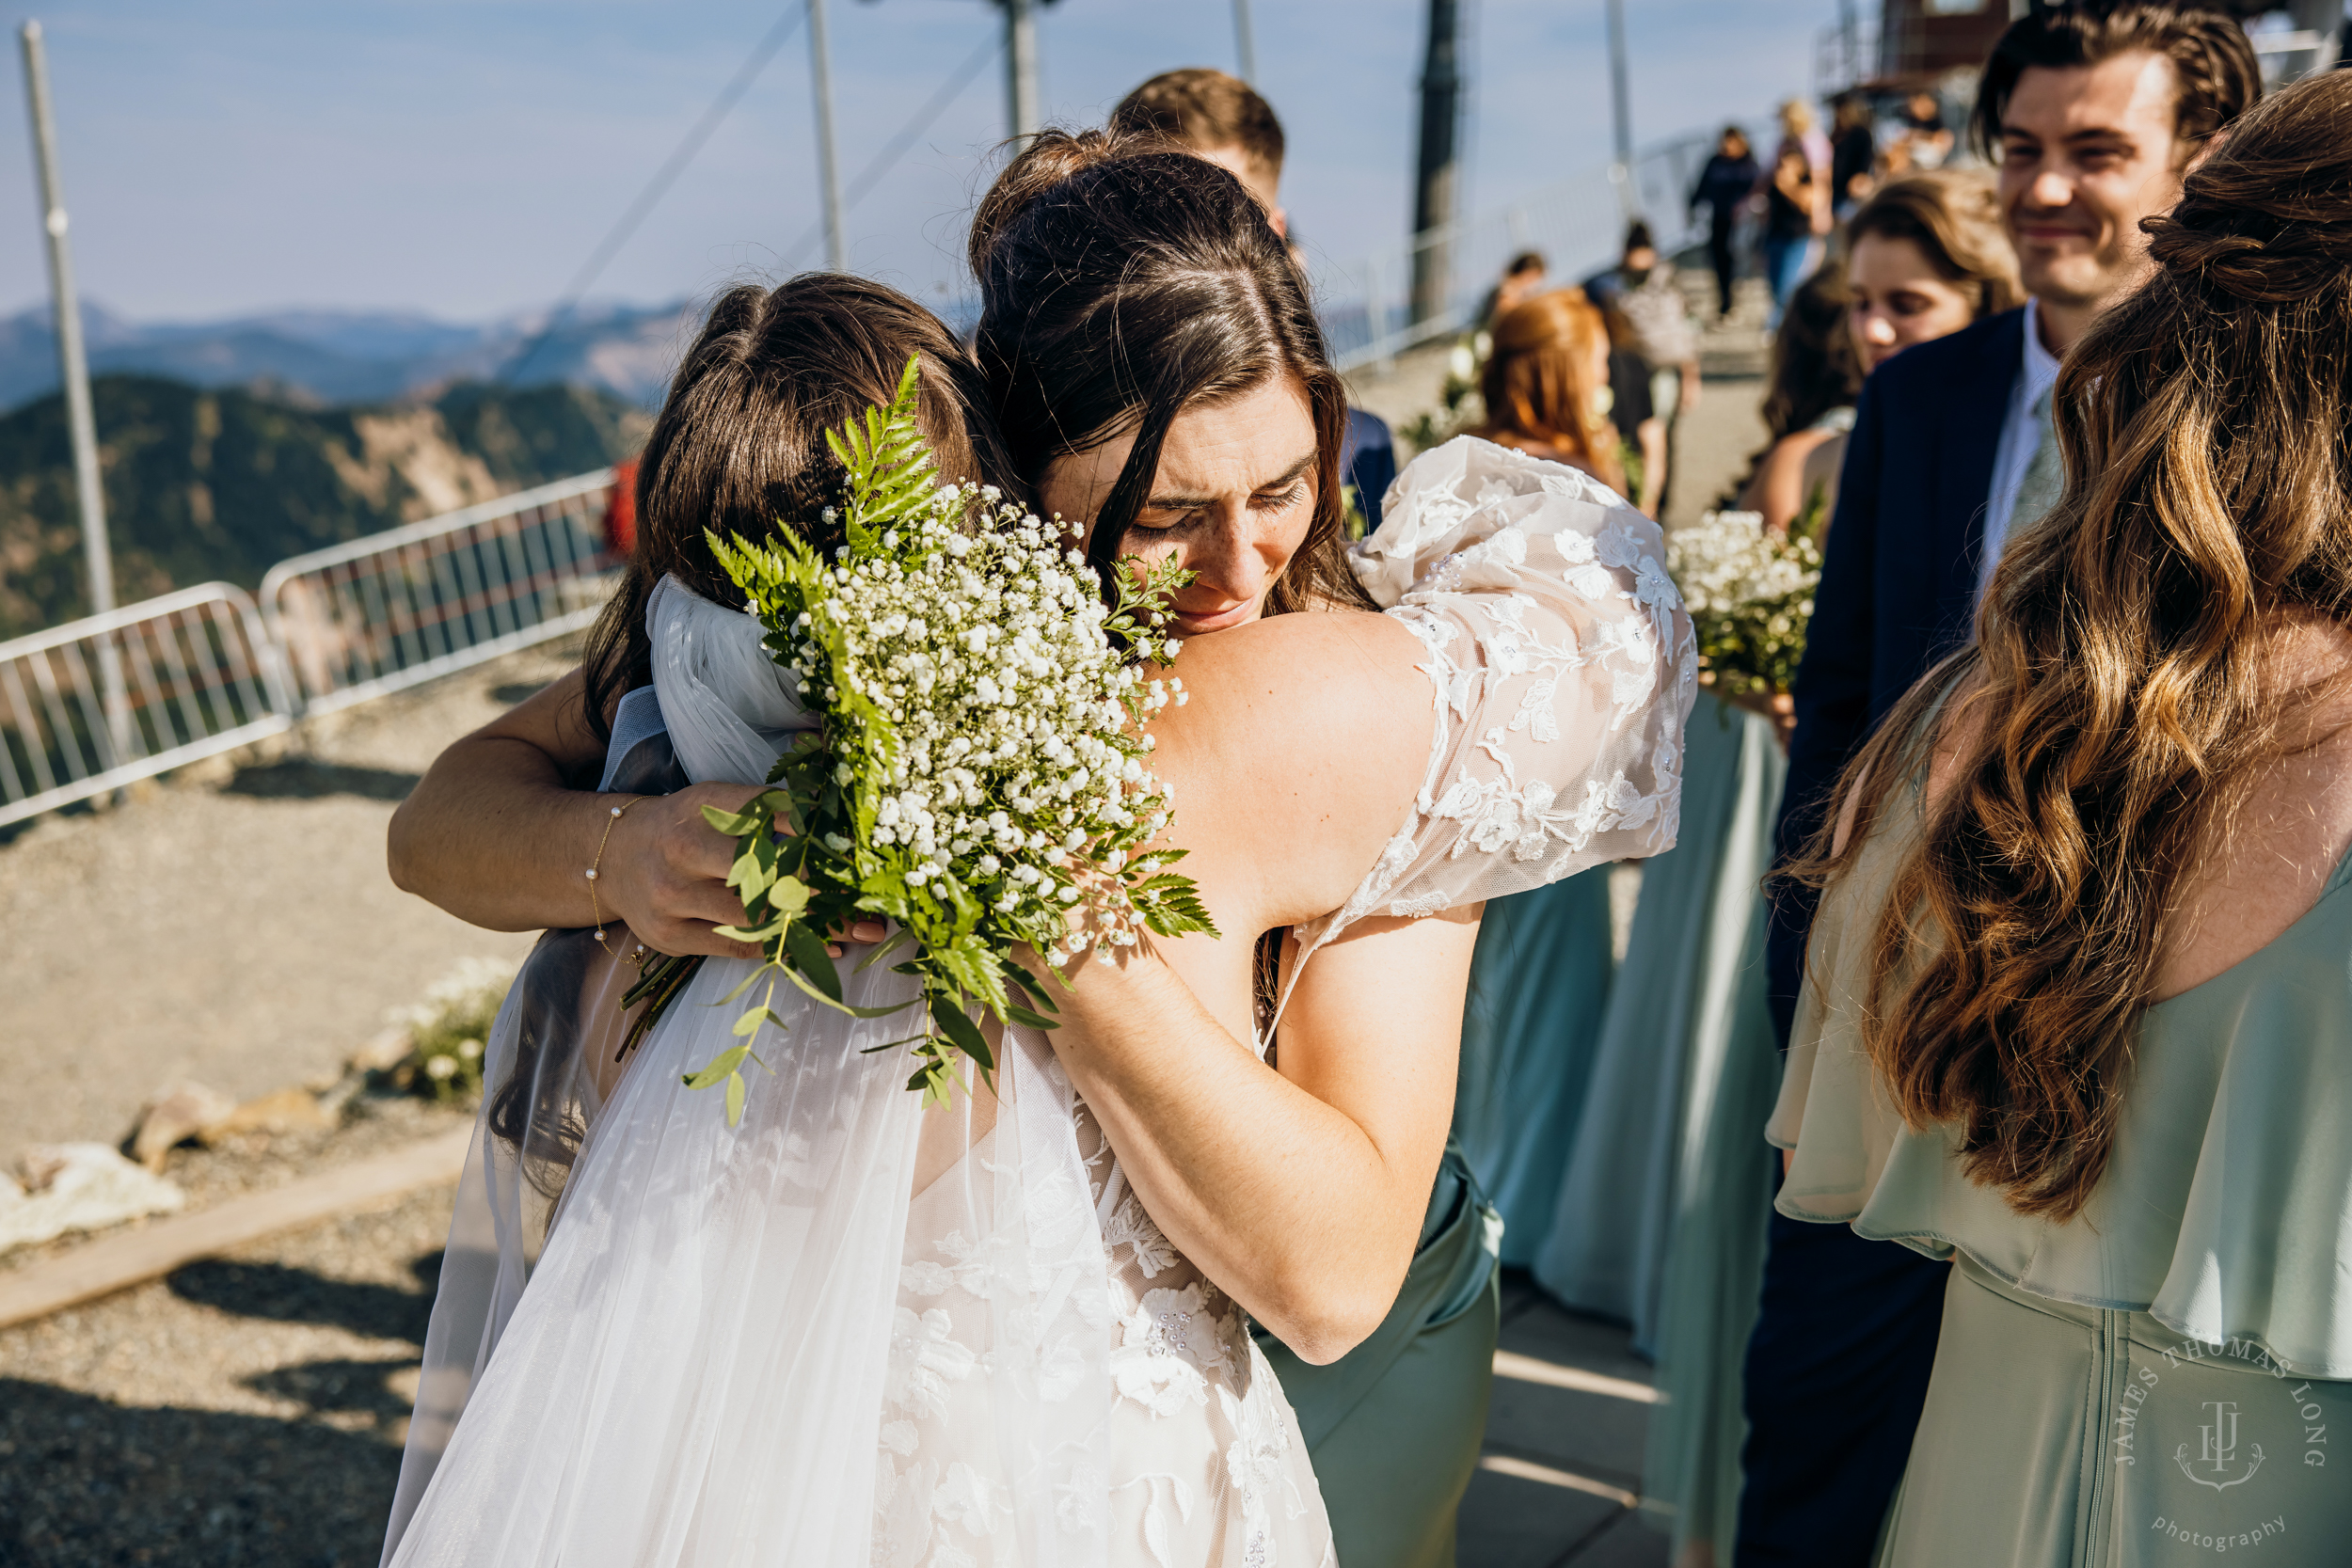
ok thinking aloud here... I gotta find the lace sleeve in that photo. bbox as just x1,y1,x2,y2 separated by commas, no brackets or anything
1285,436,1696,993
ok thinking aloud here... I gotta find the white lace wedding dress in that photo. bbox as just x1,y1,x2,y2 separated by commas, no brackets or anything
380,436,1694,1568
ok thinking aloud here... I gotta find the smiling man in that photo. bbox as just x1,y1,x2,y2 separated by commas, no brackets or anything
1745,7,2260,1565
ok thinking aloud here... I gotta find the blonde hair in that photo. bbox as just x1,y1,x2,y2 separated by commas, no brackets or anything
1473,289,1626,495
1779,98,1817,136
1848,171,2025,319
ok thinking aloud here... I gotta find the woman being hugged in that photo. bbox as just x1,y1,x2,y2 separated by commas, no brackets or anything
380,136,1693,1568
1773,72,2352,1564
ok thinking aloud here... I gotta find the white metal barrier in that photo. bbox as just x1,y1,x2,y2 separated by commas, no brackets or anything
260,468,618,718
2,467,620,830
0,582,294,829
1317,129,1738,374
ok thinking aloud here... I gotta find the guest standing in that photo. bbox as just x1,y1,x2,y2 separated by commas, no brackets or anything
1589,221,1702,515
1789,171,2024,530
1733,270,1862,536
1477,249,1550,332
1760,135,1829,330
1896,88,1954,170
1775,71,2352,1564
1829,93,1877,220
1691,127,1760,321
1470,289,1627,495
1746,8,2260,1563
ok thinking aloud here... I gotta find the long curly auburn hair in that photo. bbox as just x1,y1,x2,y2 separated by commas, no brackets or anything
1793,71,2352,1222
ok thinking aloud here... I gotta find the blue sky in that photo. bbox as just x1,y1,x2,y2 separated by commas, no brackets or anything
1,0,1836,324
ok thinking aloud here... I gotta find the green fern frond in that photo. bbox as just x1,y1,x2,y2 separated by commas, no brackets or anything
822,354,934,553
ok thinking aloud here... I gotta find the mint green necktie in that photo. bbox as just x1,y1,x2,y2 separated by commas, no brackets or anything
2009,385,2063,542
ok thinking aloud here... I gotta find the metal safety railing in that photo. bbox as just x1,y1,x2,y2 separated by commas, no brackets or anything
2,467,620,830
0,582,295,829
260,468,618,718
1316,127,1741,374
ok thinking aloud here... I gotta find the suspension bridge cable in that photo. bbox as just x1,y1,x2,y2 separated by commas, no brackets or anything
778,29,999,271
501,6,806,383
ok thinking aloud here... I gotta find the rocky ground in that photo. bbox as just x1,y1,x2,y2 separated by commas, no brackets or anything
0,1091,469,1567
0,641,569,1173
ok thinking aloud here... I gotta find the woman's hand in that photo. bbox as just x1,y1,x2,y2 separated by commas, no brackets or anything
1703,673,1797,752
603,784,888,960
596,784,776,961
389,668,885,953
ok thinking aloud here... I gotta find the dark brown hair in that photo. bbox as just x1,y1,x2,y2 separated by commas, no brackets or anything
1970,1,2260,163
1471,289,1627,495
969,127,1373,615
1798,70,2352,1220
1725,267,1863,506
1849,170,2026,320
1110,67,1285,178
580,274,1021,740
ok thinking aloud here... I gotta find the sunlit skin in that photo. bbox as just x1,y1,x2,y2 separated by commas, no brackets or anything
1038,374,1320,637
1847,231,1978,375
1996,52,2187,355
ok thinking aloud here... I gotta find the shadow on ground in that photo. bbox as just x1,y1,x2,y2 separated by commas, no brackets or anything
221,760,421,801
166,1253,440,1344
0,1377,402,1568
0,1255,446,1567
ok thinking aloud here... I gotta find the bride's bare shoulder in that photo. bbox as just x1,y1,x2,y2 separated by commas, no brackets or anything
1146,609,1434,915
1159,609,1429,764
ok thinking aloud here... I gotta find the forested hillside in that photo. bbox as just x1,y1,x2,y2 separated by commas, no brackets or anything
0,375,647,636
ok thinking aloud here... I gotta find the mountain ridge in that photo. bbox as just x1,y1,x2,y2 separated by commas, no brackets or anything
0,299,701,414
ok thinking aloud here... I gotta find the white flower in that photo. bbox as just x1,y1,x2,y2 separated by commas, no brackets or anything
883,1306,977,1419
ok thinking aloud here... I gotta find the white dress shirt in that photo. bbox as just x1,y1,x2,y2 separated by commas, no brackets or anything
1976,295,2062,604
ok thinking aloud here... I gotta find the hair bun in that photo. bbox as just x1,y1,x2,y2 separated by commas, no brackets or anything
967,127,1181,284
2145,73,2352,305
2149,200,2352,304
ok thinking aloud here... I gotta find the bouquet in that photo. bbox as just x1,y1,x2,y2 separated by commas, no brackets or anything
633,357,1216,1117
1664,509,1821,699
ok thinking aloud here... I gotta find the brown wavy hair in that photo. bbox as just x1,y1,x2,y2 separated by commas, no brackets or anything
968,127,1374,616
1472,289,1627,494
1848,171,2024,320
1793,71,2352,1221
579,274,1021,741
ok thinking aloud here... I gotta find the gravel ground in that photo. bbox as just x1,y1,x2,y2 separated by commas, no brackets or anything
0,1094,471,1282
0,641,575,1171
0,1170,456,1567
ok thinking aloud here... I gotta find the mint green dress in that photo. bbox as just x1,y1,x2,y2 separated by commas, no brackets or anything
1453,863,1617,1265
1531,689,1785,1562
1772,786,2352,1566
1532,691,1783,1342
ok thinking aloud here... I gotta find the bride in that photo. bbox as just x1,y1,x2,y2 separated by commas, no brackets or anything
380,149,1692,1567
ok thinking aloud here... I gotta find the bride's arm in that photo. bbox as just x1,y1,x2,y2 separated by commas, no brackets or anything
387,668,770,958
1022,610,1456,1365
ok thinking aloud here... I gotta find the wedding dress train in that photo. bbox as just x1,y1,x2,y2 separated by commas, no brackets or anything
380,436,1695,1568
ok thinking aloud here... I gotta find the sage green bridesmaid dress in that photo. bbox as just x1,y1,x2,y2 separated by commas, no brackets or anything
1773,783,2352,1566
1531,689,1783,1353
1256,1144,1501,1568
1252,839,1616,1568
1453,863,1617,1265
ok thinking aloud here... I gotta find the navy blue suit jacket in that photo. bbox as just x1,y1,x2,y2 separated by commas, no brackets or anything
1763,307,2026,1042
